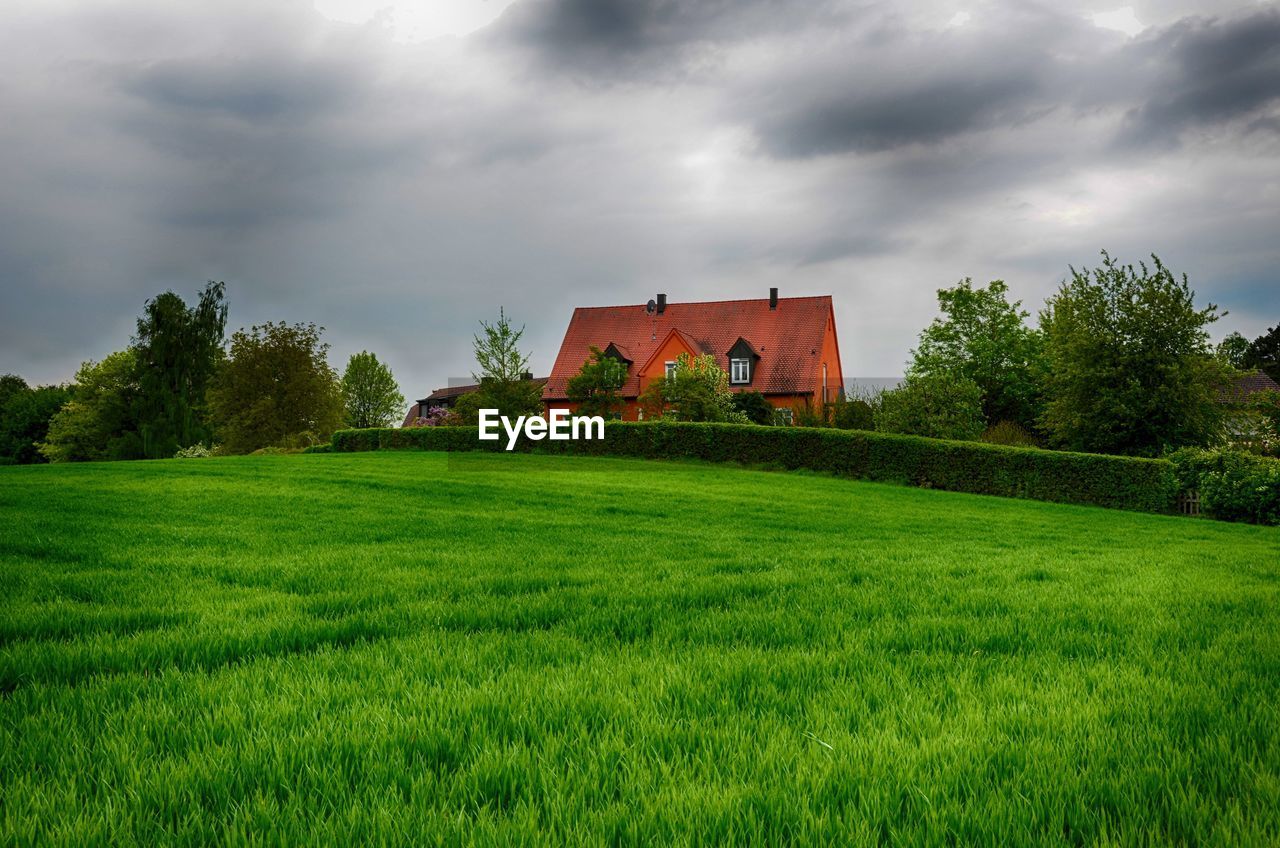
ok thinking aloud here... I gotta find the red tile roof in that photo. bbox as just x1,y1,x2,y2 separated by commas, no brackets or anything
544,296,835,399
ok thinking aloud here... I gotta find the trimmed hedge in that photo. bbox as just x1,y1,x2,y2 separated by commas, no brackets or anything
332,422,1179,514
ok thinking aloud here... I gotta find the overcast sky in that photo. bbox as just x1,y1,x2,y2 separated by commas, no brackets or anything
2,0,1278,396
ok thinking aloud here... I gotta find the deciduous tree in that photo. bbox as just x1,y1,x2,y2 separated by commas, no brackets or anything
639,353,748,423
207,322,343,453
341,351,404,429
1039,252,1226,456
567,347,627,419
909,278,1044,430
40,350,140,462
131,281,227,458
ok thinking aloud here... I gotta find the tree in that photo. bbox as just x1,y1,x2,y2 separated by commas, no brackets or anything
1243,325,1280,383
466,308,543,421
207,322,344,454
638,353,748,422
0,382,73,464
131,281,228,458
1217,332,1252,369
566,347,627,419
875,373,984,441
1039,251,1226,456
341,351,404,429
731,390,775,425
473,307,530,384
909,278,1045,430
40,351,140,462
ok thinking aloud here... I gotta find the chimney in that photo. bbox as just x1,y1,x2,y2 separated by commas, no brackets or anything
657,293,667,314
769,287,778,310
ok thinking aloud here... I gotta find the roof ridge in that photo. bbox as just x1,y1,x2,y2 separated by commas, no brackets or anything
573,295,831,311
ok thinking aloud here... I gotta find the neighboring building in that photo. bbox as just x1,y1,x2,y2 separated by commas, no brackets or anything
1221,369,1280,446
402,377,549,426
543,289,844,422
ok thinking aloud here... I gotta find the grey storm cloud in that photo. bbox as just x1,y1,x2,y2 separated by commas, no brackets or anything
1118,8,1280,146
1,0,1278,395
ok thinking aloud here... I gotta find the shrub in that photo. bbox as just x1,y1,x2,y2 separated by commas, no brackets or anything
1166,447,1280,524
174,444,213,458
877,373,985,441
1200,464,1280,525
980,420,1041,448
332,421,1178,514
732,391,775,425
830,398,876,431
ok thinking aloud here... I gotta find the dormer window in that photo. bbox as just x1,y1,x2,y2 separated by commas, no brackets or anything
726,337,759,386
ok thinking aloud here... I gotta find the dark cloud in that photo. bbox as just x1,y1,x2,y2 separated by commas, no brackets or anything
1,0,1278,392
1119,8,1280,145
489,0,847,79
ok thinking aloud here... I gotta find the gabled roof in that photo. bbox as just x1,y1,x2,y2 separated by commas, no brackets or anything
1221,370,1280,403
544,295,835,398
418,377,548,405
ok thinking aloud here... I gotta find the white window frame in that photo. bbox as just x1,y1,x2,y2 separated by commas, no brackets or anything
731,358,750,384
665,361,677,379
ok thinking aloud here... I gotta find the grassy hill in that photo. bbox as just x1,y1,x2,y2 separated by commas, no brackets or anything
2,452,1278,845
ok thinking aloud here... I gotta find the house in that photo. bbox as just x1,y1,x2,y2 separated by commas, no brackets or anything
542,289,844,422
403,376,549,426
1220,369,1280,446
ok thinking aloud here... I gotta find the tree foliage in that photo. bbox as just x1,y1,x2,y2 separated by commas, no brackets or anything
1243,324,1280,383
207,322,343,454
458,307,544,423
639,353,748,423
341,351,404,429
875,373,985,441
1217,332,1252,369
131,281,227,458
909,279,1044,430
1039,252,1226,456
0,380,73,464
473,307,530,384
40,350,140,462
567,347,628,419
731,390,775,425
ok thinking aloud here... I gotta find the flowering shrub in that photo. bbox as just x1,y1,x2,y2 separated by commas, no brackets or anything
407,406,455,427
174,444,213,458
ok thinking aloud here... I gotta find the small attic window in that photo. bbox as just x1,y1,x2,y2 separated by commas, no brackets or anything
731,358,750,384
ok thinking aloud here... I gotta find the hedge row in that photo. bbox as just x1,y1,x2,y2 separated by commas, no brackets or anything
332,422,1179,514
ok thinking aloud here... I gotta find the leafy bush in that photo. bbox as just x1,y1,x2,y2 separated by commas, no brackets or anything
876,373,985,441
333,421,1178,514
731,391,775,425
980,420,1041,448
174,444,213,458
1166,448,1280,524
1200,464,1280,525
830,398,876,431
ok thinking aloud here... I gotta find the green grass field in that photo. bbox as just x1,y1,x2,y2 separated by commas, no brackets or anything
2,452,1278,846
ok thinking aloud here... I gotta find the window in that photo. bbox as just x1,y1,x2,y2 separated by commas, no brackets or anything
774,407,793,426
665,361,677,379
731,358,750,384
